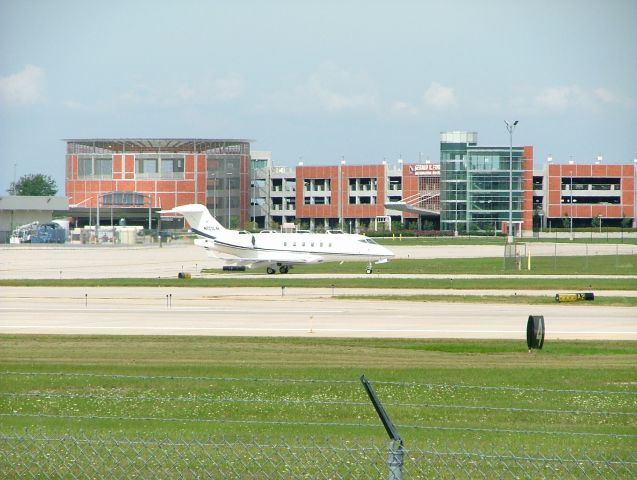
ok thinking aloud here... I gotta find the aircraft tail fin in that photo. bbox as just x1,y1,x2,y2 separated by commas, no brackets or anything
160,204,225,236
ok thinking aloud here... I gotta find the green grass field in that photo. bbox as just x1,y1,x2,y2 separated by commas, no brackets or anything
2,254,636,293
1,276,635,292
341,294,637,306
374,236,637,246
285,254,637,275
1,335,636,459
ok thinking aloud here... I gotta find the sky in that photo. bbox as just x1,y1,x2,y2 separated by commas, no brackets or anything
1,0,636,193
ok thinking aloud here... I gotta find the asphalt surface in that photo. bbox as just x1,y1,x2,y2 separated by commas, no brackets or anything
0,286,635,339
1,243,635,340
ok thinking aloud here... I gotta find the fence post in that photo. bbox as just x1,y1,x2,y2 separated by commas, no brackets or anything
360,375,404,480
388,439,404,480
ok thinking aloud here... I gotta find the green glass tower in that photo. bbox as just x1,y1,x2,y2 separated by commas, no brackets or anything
440,131,525,234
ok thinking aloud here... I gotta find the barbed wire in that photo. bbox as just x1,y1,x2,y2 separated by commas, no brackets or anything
3,371,636,396
2,413,634,439
2,391,634,417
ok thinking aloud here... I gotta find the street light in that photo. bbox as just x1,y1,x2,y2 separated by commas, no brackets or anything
504,120,519,242
339,158,346,229
568,158,574,240
226,172,232,228
212,173,217,218
633,157,637,228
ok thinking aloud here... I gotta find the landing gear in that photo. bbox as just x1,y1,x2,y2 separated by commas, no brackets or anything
366,262,373,274
266,265,289,274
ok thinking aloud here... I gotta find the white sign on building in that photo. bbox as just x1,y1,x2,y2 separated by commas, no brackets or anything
410,164,440,176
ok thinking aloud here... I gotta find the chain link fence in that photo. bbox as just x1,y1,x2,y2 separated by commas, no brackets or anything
1,430,636,479
2,370,636,478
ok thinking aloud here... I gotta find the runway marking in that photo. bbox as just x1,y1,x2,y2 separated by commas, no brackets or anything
0,307,345,314
1,325,636,335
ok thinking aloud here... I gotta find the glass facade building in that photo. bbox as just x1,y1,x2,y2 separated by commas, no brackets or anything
440,132,532,234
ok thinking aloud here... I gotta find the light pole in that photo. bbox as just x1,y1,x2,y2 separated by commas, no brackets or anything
633,157,637,228
567,159,574,240
226,172,232,228
504,120,518,242
210,172,217,219
339,158,346,230
546,154,553,231
252,175,255,228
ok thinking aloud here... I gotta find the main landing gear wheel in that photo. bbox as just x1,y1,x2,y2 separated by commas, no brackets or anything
279,265,289,274
266,267,276,275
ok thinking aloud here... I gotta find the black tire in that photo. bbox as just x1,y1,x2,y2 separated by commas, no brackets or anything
266,267,276,275
526,315,545,350
279,265,289,274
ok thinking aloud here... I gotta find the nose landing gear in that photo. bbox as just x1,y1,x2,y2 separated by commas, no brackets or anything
366,262,373,274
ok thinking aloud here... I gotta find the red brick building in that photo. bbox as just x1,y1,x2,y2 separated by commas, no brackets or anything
543,162,636,228
65,138,251,228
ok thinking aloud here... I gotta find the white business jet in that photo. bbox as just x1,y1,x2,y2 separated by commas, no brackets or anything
161,204,394,274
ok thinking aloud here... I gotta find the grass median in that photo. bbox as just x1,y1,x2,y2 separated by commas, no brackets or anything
1,335,636,457
1,275,635,291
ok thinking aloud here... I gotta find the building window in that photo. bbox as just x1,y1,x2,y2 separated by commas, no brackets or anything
95,158,112,176
102,192,145,206
77,156,112,179
389,177,402,191
136,155,185,179
251,159,268,169
161,157,184,179
78,157,92,177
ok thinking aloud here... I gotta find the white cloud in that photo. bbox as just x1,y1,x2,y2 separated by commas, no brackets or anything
423,82,457,110
390,100,419,115
152,74,245,105
593,87,630,106
0,65,46,105
513,85,633,114
207,74,245,101
65,73,246,111
535,85,591,111
266,63,378,114
62,100,86,110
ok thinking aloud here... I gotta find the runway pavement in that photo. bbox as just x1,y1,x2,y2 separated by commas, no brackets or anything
1,287,635,340
1,244,635,340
